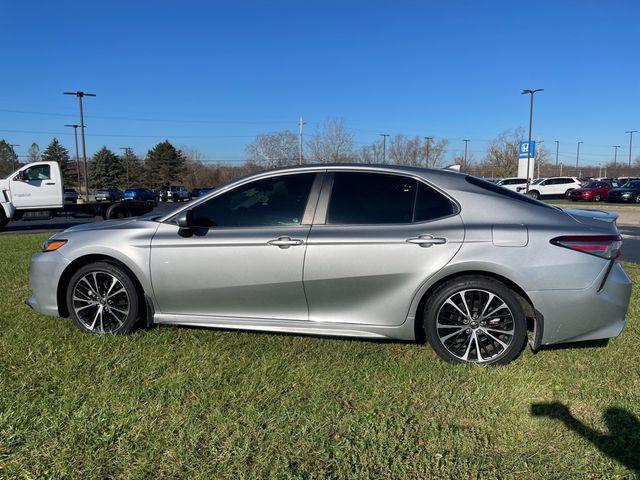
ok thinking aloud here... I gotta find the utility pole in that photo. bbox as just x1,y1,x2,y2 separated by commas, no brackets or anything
380,133,389,164
626,130,637,168
424,136,433,168
64,91,96,201
120,147,133,188
576,141,583,175
298,116,306,165
554,140,559,175
64,124,82,191
8,144,20,171
521,88,544,192
612,145,621,167
463,139,470,171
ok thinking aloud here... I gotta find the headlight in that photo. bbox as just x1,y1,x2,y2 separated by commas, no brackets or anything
621,192,631,197
42,239,67,252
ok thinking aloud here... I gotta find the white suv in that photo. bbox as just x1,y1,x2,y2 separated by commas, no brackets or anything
496,177,528,192
518,177,582,199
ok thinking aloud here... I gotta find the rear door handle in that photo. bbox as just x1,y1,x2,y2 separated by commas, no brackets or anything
45,182,56,185
267,237,304,249
406,234,447,247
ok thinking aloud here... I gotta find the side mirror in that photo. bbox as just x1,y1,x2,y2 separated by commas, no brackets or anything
14,171,27,182
176,209,194,229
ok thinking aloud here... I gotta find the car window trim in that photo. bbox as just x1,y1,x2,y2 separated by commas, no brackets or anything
313,170,460,227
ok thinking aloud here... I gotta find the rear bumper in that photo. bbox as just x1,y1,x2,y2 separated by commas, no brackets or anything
528,262,631,345
27,251,70,317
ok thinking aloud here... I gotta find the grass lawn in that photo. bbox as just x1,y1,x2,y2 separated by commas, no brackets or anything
1,233,639,479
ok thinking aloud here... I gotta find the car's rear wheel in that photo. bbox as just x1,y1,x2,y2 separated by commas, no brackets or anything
565,189,574,199
424,276,527,365
66,262,140,334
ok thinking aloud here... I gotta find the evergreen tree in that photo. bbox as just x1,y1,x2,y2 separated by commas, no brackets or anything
90,146,123,188
41,138,74,184
145,140,186,187
119,149,147,188
27,142,41,163
0,140,19,176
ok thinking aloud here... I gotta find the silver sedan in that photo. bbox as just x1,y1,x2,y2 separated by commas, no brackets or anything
27,165,632,365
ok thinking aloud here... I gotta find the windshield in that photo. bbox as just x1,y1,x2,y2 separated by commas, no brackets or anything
623,181,640,189
530,179,544,185
583,182,599,188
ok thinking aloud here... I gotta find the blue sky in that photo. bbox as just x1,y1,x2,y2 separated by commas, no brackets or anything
1,0,638,166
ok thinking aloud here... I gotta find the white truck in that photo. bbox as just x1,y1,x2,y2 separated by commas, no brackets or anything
0,161,155,230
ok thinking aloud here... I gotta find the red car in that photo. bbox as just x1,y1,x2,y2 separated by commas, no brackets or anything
569,181,619,202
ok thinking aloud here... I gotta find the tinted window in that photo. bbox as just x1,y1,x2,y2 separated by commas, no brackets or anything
414,182,456,222
327,173,416,224
190,173,315,227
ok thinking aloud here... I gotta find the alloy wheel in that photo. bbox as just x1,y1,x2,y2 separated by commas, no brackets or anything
435,289,515,363
71,271,131,333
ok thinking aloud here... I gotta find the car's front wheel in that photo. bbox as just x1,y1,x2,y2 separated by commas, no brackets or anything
66,261,140,334
594,194,601,202
424,276,527,365
527,190,540,199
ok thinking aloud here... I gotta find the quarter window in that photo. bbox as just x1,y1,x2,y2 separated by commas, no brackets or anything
190,173,315,227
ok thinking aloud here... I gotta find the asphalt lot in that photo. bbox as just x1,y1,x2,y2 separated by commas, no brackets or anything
3,200,640,263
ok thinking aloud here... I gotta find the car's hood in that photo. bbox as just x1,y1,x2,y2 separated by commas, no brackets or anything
63,218,157,233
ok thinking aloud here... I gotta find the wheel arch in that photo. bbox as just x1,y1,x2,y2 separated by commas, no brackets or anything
411,269,538,343
57,254,149,322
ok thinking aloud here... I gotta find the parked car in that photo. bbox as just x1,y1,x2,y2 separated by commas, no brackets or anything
123,187,157,203
27,166,631,365
160,185,190,202
63,188,79,203
607,180,640,203
95,187,124,202
568,181,619,202
495,177,528,192
518,177,582,199
190,187,215,198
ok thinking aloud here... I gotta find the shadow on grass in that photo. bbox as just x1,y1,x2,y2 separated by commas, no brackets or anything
531,402,640,475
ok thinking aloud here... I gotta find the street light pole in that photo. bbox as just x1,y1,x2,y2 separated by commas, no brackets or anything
64,124,82,191
521,88,544,192
424,136,433,168
612,145,621,167
626,130,637,168
120,147,133,188
8,144,20,171
576,141,583,176
64,91,96,201
379,133,389,164
554,140,559,175
463,139,470,171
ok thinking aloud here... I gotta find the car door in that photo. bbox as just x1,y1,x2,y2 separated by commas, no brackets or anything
303,171,464,326
150,171,321,321
9,163,63,208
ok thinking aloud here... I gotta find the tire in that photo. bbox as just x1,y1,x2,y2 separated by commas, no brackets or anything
527,190,540,200
105,204,131,220
594,194,601,202
634,195,640,204
0,208,8,230
424,276,527,365
564,189,574,199
66,261,140,334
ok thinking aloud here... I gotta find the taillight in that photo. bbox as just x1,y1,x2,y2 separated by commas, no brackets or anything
551,235,622,259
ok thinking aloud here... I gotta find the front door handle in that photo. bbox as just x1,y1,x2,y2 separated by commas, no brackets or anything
406,234,447,247
45,182,56,185
267,237,304,249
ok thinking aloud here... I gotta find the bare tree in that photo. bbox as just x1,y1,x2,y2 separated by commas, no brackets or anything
246,131,298,168
307,118,355,163
483,129,524,178
389,135,448,167
27,142,41,163
356,141,385,164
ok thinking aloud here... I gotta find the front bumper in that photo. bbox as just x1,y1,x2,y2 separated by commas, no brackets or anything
27,251,70,317
528,262,632,345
